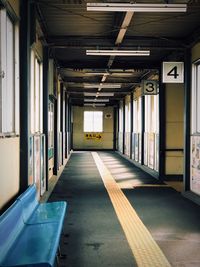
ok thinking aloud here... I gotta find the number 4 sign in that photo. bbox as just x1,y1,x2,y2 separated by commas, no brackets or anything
162,62,184,83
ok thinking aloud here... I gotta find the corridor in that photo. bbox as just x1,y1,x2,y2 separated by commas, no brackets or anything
48,151,200,267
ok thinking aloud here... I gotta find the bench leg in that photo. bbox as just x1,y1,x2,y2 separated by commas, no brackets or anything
57,245,62,257
56,255,60,267
57,245,66,259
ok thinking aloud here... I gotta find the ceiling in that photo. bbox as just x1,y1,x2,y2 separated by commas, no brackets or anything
36,0,200,106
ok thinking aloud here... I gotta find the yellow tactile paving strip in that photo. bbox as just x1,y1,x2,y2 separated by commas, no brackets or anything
92,152,171,267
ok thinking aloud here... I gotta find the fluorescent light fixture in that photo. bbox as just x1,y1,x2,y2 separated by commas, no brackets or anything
99,93,114,97
87,3,187,13
84,92,97,96
84,93,114,97
86,49,150,56
86,72,110,75
84,83,121,88
84,103,106,107
84,98,110,102
93,103,106,106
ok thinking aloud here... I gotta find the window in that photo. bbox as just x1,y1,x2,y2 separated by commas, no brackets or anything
48,101,54,149
145,95,159,133
119,100,123,132
0,9,19,135
84,111,103,132
30,50,43,134
192,61,200,133
125,95,131,132
133,97,141,133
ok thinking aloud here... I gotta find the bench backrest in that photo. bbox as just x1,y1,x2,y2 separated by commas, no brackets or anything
0,200,24,263
17,184,39,223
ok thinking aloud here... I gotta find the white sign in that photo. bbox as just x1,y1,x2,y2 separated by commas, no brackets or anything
143,80,158,95
162,62,184,83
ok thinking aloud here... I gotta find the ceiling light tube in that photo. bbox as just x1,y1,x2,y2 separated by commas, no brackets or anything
93,103,106,106
84,83,121,88
86,49,150,56
84,92,114,97
87,3,187,13
84,103,106,107
99,93,114,97
84,98,110,102
84,93,97,96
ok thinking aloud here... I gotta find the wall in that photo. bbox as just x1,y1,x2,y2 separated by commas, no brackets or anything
73,106,114,149
165,83,184,175
0,1,20,210
0,138,20,209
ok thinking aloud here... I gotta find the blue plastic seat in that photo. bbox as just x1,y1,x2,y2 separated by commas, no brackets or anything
0,184,67,267
0,200,24,264
2,222,61,267
17,184,67,224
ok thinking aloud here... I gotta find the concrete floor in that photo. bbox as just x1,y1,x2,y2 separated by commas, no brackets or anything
49,152,136,267
47,151,200,267
99,152,200,267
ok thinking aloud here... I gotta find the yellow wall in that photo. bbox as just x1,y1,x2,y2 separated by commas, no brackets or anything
0,138,20,209
165,83,184,175
73,106,114,149
0,1,20,210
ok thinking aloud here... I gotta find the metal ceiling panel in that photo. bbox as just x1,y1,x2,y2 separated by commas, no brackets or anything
36,0,200,105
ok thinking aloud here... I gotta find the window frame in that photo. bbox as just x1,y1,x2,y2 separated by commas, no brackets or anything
0,9,19,136
30,49,43,134
83,111,103,132
192,60,200,134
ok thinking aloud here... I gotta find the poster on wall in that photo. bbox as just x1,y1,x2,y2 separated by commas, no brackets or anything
191,136,200,196
148,133,155,169
139,133,142,163
63,132,66,162
155,134,159,172
135,133,139,162
144,133,148,166
58,132,62,167
118,132,123,153
33,135,41,194
125,133,130,157
40,135,46,196
132,133,135,160
29,135,34,184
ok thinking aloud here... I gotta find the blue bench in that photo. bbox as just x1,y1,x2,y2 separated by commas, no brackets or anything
0,184,67,267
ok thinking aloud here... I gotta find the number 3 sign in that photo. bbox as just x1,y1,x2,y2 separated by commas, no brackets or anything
162,62,184,83
142,80,158,95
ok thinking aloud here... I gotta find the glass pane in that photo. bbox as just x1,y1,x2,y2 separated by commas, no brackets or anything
197,64,200,132
1,13,14,133
35,59,40,132
30,50,35,133
84,111,103,132
119,101,123,132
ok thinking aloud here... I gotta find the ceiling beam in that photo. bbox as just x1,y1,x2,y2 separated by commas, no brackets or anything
47,36,185,50
107,12,134,68
115,12,134,45
59,60,160,69
67,89,132,95
62,77,141,83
